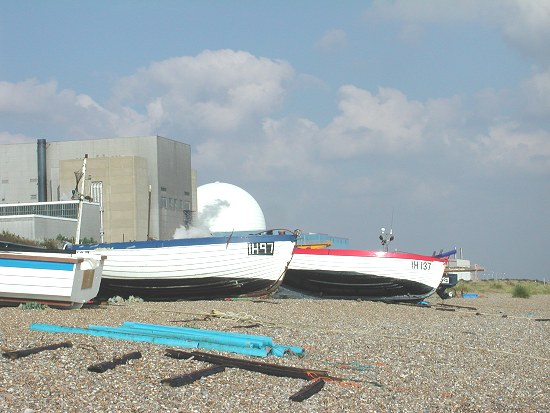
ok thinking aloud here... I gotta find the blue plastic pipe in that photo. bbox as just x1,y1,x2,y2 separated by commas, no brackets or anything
87,325,267,349
30,323,269,357
122,322,274,347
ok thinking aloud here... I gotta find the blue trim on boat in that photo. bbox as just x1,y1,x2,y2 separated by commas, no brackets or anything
71,233,296,251
0,258,74,271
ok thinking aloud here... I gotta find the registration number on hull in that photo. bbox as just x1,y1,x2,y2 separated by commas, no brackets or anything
412,261,431,270
248,242,274,255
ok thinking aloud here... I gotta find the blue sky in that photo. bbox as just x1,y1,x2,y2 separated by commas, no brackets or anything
1,1,549,280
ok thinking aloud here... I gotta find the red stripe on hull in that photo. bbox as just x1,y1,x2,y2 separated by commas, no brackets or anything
293,248,446,262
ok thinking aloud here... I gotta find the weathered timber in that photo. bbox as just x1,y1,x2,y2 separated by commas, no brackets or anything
231,324,262,329
435,307,455,312
438,303,477,311
161,365,226,387
164,349,338,381
384,301,431,308
289,378,326,402
87,351,142,373
2,341,73,360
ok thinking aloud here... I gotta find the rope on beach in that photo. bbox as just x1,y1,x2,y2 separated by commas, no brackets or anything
207,310,270,325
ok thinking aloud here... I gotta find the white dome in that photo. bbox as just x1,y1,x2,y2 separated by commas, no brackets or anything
197,182,266,232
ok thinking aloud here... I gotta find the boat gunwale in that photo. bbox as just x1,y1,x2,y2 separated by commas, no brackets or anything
293,248,447,262
72,233,297,251
0,252,85,264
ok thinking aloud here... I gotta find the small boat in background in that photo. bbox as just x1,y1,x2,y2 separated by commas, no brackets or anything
70,230,298,300
0,250,105,308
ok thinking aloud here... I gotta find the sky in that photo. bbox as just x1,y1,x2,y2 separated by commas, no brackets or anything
1,0,549,280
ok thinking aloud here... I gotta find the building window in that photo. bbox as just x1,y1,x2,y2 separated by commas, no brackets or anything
0,202,78,219
90,181,103,205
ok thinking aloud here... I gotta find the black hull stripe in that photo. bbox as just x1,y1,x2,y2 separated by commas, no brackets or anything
283,269,435,301
98,276,282,300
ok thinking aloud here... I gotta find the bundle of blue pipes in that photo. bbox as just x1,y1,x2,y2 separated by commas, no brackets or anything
30,321,305,358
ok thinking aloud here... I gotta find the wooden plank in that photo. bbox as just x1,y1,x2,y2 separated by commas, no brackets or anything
289,378,325,402
161,365,226,387
164,349,338,381
87,351,142,373
2,342,73,360
0,253,82,264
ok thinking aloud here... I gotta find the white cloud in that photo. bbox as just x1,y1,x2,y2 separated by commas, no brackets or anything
0,79,75,114
0,50,294,140
366,0,550,65
521,68,550,115
245,117,325,181
366,0,485,23
112,49,294,133
471,121,550,173
0,131,34,144
319,85,426,157
499,1,550,64
315,29,348,52
1,48,547,178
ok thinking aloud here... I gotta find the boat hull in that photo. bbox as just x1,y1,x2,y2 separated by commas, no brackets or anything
71,233,297,300
285,249,446,301
0,251,105,308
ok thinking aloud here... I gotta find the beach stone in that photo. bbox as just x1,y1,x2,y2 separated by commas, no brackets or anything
0,293,548,412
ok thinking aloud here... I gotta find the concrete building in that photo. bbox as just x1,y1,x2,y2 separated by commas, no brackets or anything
0,201,100,243
0,136,194,243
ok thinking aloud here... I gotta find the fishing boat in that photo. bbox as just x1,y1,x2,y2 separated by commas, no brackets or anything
0,250,106,308
284,248,446,301
70,230,298,300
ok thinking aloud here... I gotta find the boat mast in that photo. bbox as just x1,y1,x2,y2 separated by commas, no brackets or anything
74,154,88,244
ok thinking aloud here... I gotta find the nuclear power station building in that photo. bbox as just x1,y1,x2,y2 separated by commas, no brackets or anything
0,136,195,243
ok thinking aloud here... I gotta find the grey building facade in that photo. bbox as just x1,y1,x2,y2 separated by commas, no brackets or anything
0,136,195,243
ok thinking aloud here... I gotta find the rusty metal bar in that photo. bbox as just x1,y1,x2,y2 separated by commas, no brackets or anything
164,349,338,381
87,351,142,373
289,378,325,402
161,365,226,387
2,341,73,360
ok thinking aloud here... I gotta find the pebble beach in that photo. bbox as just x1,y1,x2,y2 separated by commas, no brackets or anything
1,292,549,413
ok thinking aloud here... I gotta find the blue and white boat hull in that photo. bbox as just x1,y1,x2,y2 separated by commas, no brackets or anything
71,233,297,300
0,251,105,308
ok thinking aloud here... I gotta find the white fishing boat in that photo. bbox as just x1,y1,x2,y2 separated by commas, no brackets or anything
284,248,446,301
70,230,298,300
0,250,106,308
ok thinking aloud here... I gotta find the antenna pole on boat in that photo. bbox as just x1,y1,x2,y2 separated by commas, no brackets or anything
74,154,88,244
379,227,394,252
379,209,395,252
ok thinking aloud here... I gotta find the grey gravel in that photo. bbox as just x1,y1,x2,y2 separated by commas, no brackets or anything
1,293,549,412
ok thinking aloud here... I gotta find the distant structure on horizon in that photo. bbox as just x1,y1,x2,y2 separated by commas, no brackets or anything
0,137,351,248
0,136,194,243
